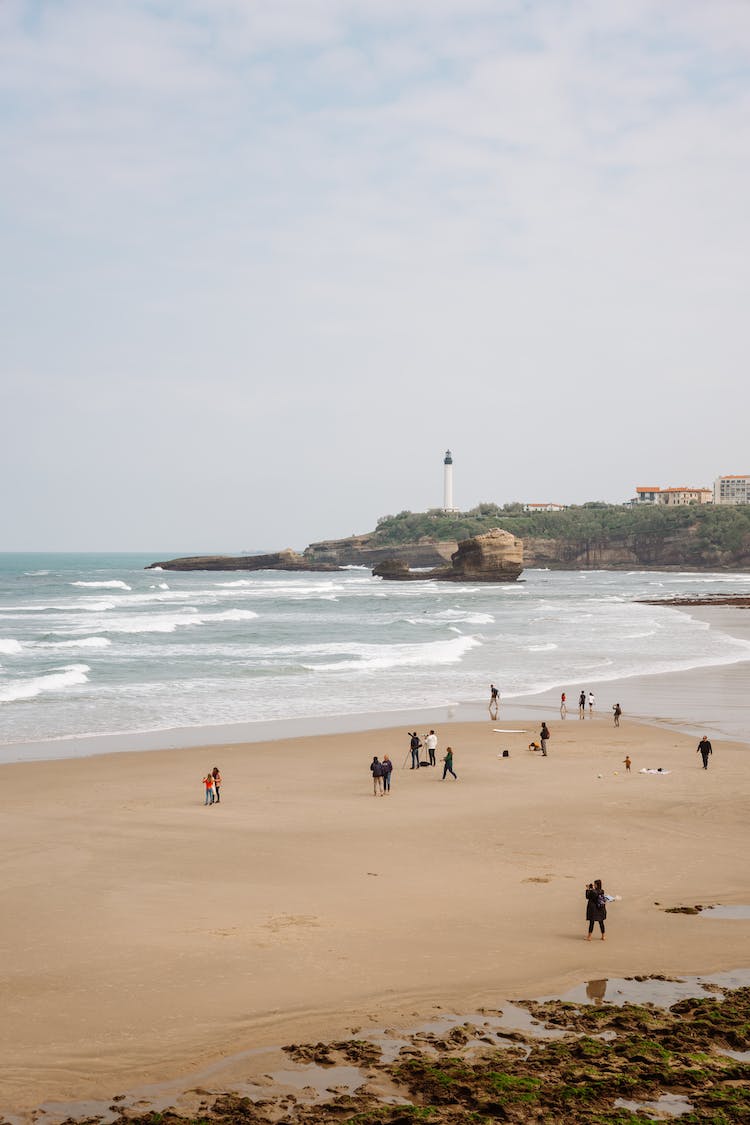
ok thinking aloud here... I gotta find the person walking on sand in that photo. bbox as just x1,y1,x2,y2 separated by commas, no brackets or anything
560,692,567,719
613,703,622,728
203,772,215,806
697,736,713,770
623,755,631,773
425,730,438,767
588,691,595,716
370,755,384,796
578,690,586,719
489,683,499,720
442,746,458,780
408,731,421,770
539,721,550,757
381,754,393,793
211,766,222,802
585,878,607,941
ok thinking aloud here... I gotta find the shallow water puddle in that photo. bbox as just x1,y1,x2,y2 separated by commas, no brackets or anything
261,1063,365,1098
700,904,750,920
614,1093,694,1118
545,967,750,1007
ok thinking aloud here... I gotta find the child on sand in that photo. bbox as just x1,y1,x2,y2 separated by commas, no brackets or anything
203,773,215,806
623,755,631,773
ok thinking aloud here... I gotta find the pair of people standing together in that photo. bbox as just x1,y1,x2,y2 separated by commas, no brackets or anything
202,766,222,805
370,755,393,795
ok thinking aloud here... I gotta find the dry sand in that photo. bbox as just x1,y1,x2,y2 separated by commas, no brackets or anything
2,713,749,1112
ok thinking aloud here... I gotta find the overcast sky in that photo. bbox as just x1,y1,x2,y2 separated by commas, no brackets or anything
2,1,748,552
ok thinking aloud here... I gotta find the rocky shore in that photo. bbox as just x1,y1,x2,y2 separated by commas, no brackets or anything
44,980,750,1124
639,595,750,608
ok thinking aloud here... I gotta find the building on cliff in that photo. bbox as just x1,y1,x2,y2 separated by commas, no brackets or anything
632,485,713,506
714,474,750,505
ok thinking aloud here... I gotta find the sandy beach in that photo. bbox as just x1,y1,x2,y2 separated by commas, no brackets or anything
2,706,749,1116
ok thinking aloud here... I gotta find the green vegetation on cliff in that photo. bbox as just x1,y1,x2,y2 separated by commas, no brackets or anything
373,503,750,557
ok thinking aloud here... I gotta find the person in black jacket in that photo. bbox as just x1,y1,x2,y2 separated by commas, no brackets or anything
370,756,384,796
585,879,607,941
540,722,550,757
697,736,713,769
408,731,421,769
381,754,393,793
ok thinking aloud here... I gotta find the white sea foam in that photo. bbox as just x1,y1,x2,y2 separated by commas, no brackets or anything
42,637,112,650
527,643,558,651
0,664,90,703
0,639,23,655
71,580,132,591
302,634,481,673
207,609,259,622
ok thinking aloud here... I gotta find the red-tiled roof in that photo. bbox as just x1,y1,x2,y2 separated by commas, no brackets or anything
636,487,661,492
717,475,750,480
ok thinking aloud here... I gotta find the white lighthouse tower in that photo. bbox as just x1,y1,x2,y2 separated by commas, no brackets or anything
443,449,456,512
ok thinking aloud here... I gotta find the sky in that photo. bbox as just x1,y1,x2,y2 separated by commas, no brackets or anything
2,0,749,552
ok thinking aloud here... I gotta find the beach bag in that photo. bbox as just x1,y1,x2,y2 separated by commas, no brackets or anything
502,750,509,758
596,891,607,910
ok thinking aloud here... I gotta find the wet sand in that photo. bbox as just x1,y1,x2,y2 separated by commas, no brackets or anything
2,710,749,1115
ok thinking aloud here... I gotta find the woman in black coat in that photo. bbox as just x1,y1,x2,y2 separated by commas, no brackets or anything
585,879,607,941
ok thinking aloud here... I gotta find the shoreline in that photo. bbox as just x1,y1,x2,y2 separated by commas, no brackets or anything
2,709,749,1114
2,604,749,764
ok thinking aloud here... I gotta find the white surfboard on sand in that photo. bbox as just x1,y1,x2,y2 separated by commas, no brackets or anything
493,728,527,733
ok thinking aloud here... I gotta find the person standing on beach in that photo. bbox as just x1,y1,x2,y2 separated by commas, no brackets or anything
408,731,421,769
539,722,550,757
585,879,607,941
381,754,393,793
370,756,384,795
623,755,631,773
442,746,458,780
697,736,713,770
560,692,567,719
588,691,595,716
613,704,622,728
425,730,438,767
203,772,215,806
578,691,586,719
489,683,499,720
211,766,222,803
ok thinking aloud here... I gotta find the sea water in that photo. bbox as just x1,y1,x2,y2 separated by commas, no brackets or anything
1,553,749,756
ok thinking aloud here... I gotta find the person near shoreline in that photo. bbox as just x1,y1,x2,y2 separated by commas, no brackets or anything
442,746,458,780
585,878,607,941
211,766,222,803
578,690,586,719
370,755,384,796
203,772,215,806
425,730,438,767
489,683,499,720
623,755,632,773
697,736,713,770
588,691,595,716
560,692,567,719
381,754,393,793
613,703,622,728
540,721,550,757
408,731,421,770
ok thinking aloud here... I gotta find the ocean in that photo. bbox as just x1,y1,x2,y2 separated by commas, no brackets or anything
1,552,750,761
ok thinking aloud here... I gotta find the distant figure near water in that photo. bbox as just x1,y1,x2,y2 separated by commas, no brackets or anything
540,722,550,757
585,879,607,941
613,703,622,728
560,692,567,719
578,691,586,719
489,683,499,720
697,736,713,770
588,691,595,716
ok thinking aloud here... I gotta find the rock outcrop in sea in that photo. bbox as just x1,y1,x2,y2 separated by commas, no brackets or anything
145,550,339,573
373,528,523,583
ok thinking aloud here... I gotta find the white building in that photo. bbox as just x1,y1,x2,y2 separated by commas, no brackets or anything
523,502,566,512
714,475,750,505
633,485,712,506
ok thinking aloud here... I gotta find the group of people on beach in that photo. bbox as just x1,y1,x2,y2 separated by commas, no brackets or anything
202,766,222,805
369,730,458,794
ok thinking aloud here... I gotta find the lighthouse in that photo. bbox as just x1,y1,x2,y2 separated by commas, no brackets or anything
443,449,456,512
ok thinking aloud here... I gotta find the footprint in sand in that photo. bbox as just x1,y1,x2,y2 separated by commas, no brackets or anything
522,876,552,883
264,914,321,935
